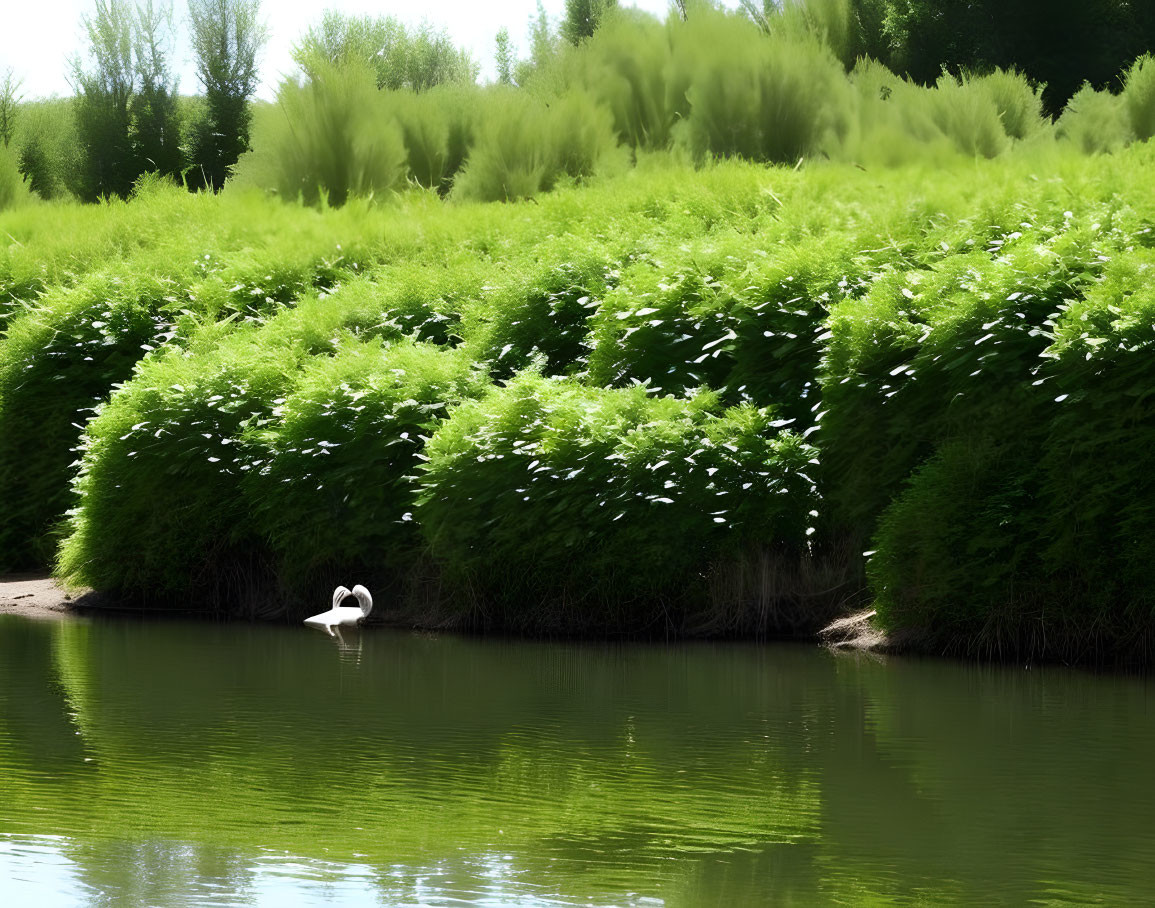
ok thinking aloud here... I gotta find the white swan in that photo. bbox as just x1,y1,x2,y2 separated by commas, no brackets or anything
304,585,373,636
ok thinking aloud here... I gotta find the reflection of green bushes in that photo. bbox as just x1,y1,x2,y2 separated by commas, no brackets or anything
8,614,1154,905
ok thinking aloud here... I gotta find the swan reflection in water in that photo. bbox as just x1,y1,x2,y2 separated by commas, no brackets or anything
303,585,373,648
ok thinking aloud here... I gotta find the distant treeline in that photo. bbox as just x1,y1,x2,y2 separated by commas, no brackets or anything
3,0,1155,209
234,3,1155,206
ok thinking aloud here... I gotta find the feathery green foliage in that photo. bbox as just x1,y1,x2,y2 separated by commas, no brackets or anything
15,99,81,200
389,85,476,194
416,374,819,629
244,341,488,597
676,14,849,164
450,89,618,202
234,63,407,206
5,141,1155,661
1056,84,1130,153
1122,54,1155,142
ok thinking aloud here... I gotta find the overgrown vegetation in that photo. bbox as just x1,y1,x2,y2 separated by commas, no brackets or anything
5,3,1155,665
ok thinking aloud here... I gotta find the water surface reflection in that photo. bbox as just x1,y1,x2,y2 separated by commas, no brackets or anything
1,614,1153,905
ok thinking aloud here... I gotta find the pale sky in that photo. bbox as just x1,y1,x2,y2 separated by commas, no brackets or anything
0,0,738,101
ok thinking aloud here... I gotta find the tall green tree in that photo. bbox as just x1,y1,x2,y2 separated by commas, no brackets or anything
514,1,560,85
495,27,515,85
187,0,267,191
132,0,182,180
292,13,478,92
560,0,618,45
873,0,1155,115
72,0,138,200
0,69,21,148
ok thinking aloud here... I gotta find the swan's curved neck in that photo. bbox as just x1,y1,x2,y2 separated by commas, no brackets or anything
353,586,373,618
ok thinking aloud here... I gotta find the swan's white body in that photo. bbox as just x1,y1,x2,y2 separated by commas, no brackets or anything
304,585,373,636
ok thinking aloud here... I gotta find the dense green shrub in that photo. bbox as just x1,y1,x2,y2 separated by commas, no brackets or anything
476,243,615,379
416,374,819,629
923,74,1010,158
58,321,298,601
968,69,1046,142
868,437,1041,649
0,270,179,569
1031,251,1155,633
0,190,439,569
1122,54,1155,142
869,250,1155,660
820,232,1114,541
440,90,551,202
587,231,893,422
235,63,407,206
452,89,618,202
575,11,685,150
389,85,476,193
674,15,848,164
1057,84,1130,153
243,341,487,598
57,272,479,606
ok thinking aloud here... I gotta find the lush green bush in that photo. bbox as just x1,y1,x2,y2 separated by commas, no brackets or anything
575,10,685,150
0,269,180,570
475,244,615,379
389,85,476,194
923,73,1010,158
1057,84,1130,153
12,99,80,200
1122,54,1155,142
674,15,849,164
820,225,1121,542
869,249,1155,661
587,230,897,422
451,89,619,202
234,63,407,206
968,69,1046,142
58,319,299,602
244,341,487,599
416,373,819,630
57,271,484,610
0,183,465,569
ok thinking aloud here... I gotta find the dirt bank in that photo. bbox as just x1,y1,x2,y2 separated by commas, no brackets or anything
0,574,83,620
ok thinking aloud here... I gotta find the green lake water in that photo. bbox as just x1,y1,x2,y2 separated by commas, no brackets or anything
1,613,1153,906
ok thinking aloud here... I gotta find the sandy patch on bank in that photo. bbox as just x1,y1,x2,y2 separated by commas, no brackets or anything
0,574,84,620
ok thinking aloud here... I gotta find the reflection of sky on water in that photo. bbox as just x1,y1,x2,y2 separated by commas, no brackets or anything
0,834,665,907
